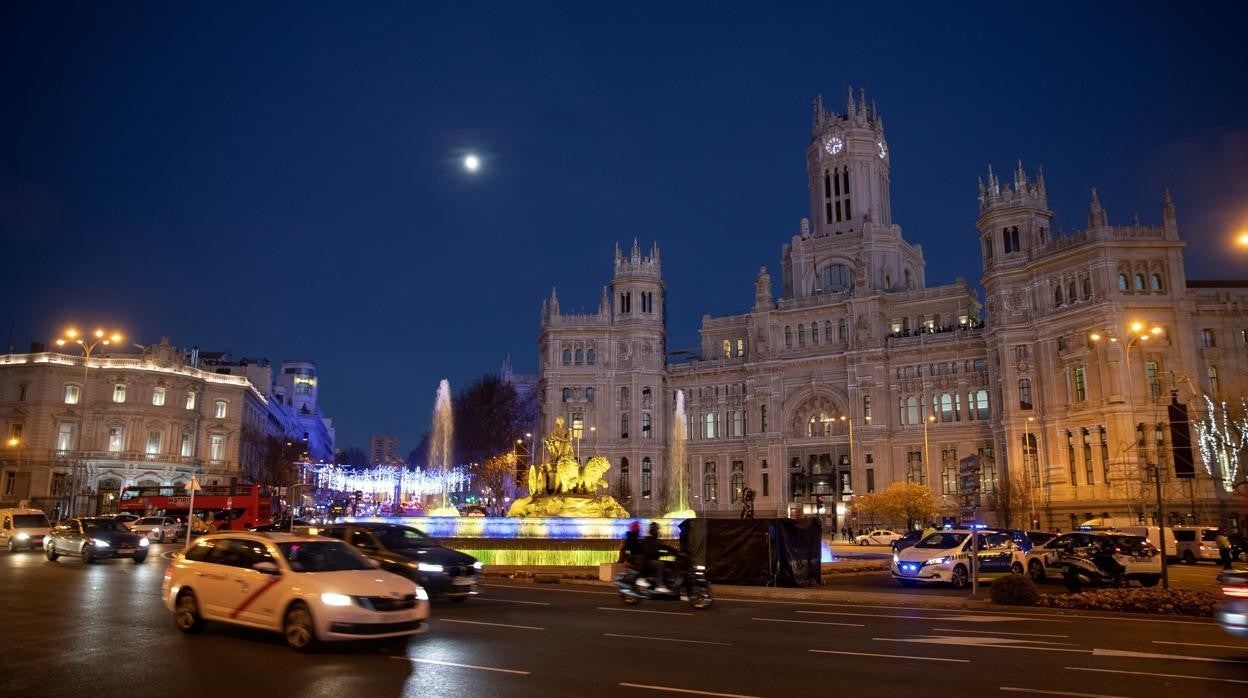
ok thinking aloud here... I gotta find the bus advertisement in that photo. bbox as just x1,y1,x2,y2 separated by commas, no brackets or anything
118,484,276,531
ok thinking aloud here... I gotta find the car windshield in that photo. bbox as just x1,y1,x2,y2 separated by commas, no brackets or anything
82,519,126,533
1028,532,1056,546
14,514,50,527
277,541,372,572
915,532,968,549
137,518,164,525
373,527,436,549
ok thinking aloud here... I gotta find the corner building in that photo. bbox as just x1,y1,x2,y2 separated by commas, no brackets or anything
537,90,1248,532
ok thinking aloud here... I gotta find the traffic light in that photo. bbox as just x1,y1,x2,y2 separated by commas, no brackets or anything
1167,393,1195,479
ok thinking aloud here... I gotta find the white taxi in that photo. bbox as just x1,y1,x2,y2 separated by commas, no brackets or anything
891,529,1026,588
163,532,429,651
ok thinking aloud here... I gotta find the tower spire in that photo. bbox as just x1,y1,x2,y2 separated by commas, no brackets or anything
845,86,856,118
1088,187,1107,228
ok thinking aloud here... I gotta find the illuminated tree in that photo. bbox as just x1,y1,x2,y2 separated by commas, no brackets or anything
855,482,937,528
1195,395,1248,493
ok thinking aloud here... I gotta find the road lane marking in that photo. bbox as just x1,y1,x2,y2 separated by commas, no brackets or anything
620,682,761,697
999,687,1128,697
597,606,694,617
392,656,529,675
715,598,1218,625
437,618,545,631
1152,640,1248,651
473,597,551,606
752,617,864,627
1091,648,1248,664
797,610,930,620
1066,667,1248,685
937,614,1065,623
931,628,1070,638
874,636,1084,653
606,633,733,646
809,648,968,663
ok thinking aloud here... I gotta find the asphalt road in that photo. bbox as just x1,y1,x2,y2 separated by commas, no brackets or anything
2,545,1246,698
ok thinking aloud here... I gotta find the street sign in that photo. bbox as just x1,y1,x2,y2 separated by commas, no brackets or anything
184,478,202,493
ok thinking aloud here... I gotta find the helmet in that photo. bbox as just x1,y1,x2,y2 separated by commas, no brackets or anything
628,521,641,533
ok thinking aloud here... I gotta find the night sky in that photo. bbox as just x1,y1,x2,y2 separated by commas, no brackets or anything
3,2,1246,454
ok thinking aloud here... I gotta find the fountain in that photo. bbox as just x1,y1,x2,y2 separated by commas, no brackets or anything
425,379,461,516
663,389,696,518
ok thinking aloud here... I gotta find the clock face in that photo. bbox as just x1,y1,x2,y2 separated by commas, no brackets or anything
824,136,843,155
877,141,888,159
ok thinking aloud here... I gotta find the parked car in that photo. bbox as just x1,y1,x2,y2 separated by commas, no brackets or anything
163,532,429,651
855,529,901,546
1054,532,1161,590
1215,568,1248,639
319,522,482,600
248,518,313,533
0,508,52,552
891,529,1025,588
1173,526,1222,564
1230,534,1248,564
45,517,149,563
890,529,924,553
130,516,183,542
1028,531,1160,584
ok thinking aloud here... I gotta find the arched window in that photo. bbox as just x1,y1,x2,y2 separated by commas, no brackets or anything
838,318,847,341
825,321,833,341
807,413,833,438
822,264,851,291
703,462,718,503
562,387,571,402
562,349,572,365
214,400,228,419
1134,273,1145,291
810,322,819,345
1067,282,1076,303
641,457,652,499
722,339,731,358
904,268,914,289
798,325,805,346
586,348,596,364
1054,286,1064,306
730,462,745,503
1019,378,1033,410
586,388,595,403
1082,277,1092,299
574,349,584,364
1118,273,1129,291
784,326,792,348
1150,274,1163,291
618,457,630,498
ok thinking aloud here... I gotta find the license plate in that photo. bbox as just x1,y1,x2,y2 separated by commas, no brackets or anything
117,548,135,554
452,577,476,586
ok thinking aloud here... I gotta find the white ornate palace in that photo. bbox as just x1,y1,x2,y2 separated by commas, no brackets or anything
536,89,1248,532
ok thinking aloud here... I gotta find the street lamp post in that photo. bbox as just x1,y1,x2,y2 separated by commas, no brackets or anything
1025,415,1037,528
54,327,123,518
1090,321,1167,588
923,414,935,484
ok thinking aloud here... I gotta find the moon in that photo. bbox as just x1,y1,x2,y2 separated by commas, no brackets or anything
463,154,481,172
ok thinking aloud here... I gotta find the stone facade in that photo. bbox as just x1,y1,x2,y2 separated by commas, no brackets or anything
537,90,1248,531
0,338,334,517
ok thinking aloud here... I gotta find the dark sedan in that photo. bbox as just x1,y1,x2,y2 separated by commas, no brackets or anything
320,522,481,600
45,517,150,564
890,529,924,553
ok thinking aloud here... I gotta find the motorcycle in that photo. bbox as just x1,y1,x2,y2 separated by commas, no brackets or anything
614,553,713,609
1060,544,1133,592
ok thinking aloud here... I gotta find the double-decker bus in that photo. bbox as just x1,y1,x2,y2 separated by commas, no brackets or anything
118,483,277,531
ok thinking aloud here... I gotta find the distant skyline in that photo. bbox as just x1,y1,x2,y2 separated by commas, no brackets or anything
3,2,1246,453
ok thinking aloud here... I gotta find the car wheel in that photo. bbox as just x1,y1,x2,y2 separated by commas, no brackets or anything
81,544,95,564
950,565,969,589
1238,551,1248,563
133,551,147,564
154,530,164,543
8,539,17,553
46,542,59,561
1182,551,1196,565
859,540,867,546
175,591,205,633
283,603,318,652
1139,575,1160,588
1011,562,1024,575
1028,560,1046,582
621,592,640,605
690,588,713,610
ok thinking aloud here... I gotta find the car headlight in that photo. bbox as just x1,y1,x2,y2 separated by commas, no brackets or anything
15,533,29,541
415,587,429,601
320,593,354,607
923,556,950,567
92,538,110,548
417,563,444,573
139,538,150,547
892,553,900,564
472,561,483,570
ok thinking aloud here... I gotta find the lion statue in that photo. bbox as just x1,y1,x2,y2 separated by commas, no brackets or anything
578,455,611,494
554,456,581,494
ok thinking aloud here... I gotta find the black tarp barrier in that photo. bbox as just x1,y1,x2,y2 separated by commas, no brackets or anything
679,518,821,587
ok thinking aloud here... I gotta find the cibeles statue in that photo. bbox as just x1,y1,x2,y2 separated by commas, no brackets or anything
508,421,630,518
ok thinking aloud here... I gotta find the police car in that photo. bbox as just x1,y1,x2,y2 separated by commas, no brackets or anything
163,532,429,651
891,529,1026,588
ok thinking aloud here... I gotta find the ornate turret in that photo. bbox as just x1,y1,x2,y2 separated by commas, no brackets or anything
754,266,773,309
807,86,891,236
976,161,1054,269
1162,188,1178,239
1088,187,1108,229
978,161,1048,215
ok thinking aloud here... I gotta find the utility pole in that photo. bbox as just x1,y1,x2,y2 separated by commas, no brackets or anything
1150,462,1170,589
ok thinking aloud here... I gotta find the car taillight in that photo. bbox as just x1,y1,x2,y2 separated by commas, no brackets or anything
1223,585,1248,599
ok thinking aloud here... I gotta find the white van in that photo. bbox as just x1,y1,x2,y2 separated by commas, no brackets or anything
1172,526,1221,564
1118,526,1177,559
0,508,53,552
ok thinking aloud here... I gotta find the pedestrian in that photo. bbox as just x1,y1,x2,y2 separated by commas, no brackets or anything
921,521,937,542
1216,529,1233,570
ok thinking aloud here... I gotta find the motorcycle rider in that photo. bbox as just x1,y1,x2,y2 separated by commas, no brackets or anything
619,520,644,571
640,521,676,593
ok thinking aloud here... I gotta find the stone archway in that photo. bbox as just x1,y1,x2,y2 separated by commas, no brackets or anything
786,391,846,438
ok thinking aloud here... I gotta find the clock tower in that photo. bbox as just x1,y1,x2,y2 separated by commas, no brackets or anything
782,89,924,300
